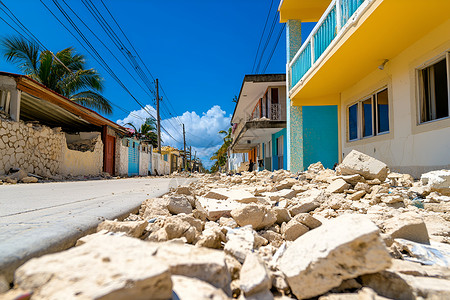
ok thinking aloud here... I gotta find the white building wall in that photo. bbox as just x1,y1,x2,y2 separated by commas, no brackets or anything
340,19,450,177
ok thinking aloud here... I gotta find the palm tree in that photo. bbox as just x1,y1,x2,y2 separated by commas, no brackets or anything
210,127,232,172
124,117,158,148
1,36,112,114
140,117,158,148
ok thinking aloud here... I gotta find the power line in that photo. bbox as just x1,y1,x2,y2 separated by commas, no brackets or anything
40,0,157,121
251,0,274,74
261,23,285,73
255,10,279,74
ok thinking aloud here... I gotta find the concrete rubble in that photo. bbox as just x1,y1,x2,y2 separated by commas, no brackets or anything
2,149,450,299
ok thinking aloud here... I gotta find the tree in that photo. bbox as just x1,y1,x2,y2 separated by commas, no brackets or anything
140,117,158,148
210,127,232,172
124,117,158,148
1,36,112,114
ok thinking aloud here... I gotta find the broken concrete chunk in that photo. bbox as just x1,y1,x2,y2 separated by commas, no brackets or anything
308,161,325,173
289,200,320,216
230,204,277,230
175,185,192,195
140,197,171,220
273,207,291,224
196,224,226,249
383,212,430,244
165,195,193,215
293,213,322,229
15,235,172,300
326,179,351,193
361,270,450,300
240,253,272,296
347,190,366,201
205,188,257,203
421,170,450,196
225,254,242,281
154,242,231,292
262,189,297,201
278,214,391,299
281,220,309,241
338,174,366,185
336,150,389,181
196,196,244,221
274,178,297,191
224,226,254,264
172,275,230,300
97,220,147,238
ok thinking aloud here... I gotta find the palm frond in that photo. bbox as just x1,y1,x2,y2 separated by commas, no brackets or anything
70,90,113,115
0,36,39,76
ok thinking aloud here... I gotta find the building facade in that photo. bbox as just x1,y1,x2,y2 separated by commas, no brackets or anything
280,0,450,177
229,74,287,172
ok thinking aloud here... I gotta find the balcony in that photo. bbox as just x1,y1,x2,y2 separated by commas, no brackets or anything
285,0,450,104
289,0,367,91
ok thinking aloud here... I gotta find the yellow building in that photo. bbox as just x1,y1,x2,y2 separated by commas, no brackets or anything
280,0,450,177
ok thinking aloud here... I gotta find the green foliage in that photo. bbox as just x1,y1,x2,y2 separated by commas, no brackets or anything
210,127,232,172
125,117,158,148
1,36,112,114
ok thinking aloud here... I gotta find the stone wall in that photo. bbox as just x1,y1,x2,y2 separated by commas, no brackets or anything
59,134,103,176
0,117,64,177
139,144,150,176
115,138,128,176
0,117,104,177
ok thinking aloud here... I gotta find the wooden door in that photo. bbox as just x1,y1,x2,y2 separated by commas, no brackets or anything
104,135,115,175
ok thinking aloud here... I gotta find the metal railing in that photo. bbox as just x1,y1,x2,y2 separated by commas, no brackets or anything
270,103,282,120
289,0,366,89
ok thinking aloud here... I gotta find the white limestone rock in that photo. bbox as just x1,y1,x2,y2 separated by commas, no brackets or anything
240,253,272,296
165,195,193,215
14,235,172,300
382,212,430,244
224,226,255,263
230,204,277,230
278,214,391,299
172,275,230,300
196,196,244,221
421,169,450,196
262,189,297,201
326,179,351,193
97,220,147,238
336,150,389,181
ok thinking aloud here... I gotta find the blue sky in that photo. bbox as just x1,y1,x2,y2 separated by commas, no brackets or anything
0,0,314,168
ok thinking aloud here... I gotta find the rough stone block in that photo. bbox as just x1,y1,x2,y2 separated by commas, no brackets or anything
278,214,391,299
336,150,389,181
14,235,172,300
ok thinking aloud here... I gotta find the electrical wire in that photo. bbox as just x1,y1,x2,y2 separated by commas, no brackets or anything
251,0,274,74
261,23,285,73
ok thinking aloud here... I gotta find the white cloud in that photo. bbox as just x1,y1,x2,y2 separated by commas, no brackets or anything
117,105,231,169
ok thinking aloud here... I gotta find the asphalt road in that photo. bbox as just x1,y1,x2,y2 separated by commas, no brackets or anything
0,176,194,282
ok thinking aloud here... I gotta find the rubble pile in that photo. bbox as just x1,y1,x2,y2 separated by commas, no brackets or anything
3,150,450,299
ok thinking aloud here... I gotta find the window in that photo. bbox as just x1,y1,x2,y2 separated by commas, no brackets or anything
347,88,389,141
163,154,168,161
418,55,450,123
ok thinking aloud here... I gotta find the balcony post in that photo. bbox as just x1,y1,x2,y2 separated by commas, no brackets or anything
286,20,302,171
336,0,342,30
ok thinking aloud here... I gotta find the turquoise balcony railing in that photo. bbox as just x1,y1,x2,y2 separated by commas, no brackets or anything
290,0,367,89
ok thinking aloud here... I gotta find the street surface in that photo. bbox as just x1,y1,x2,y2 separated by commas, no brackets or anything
0,176,194,282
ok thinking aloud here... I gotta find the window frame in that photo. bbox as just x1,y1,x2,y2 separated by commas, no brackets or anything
416,52,450,125
347,87,390,142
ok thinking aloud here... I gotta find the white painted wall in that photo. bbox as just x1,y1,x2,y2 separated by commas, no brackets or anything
340,19,450,177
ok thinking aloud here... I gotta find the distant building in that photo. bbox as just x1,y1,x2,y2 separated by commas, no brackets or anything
280,0,450,177
229,74,287,172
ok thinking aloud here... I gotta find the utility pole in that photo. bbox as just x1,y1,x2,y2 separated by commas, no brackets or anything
189,146,192,171
156,79,161,153
182,124,186,171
